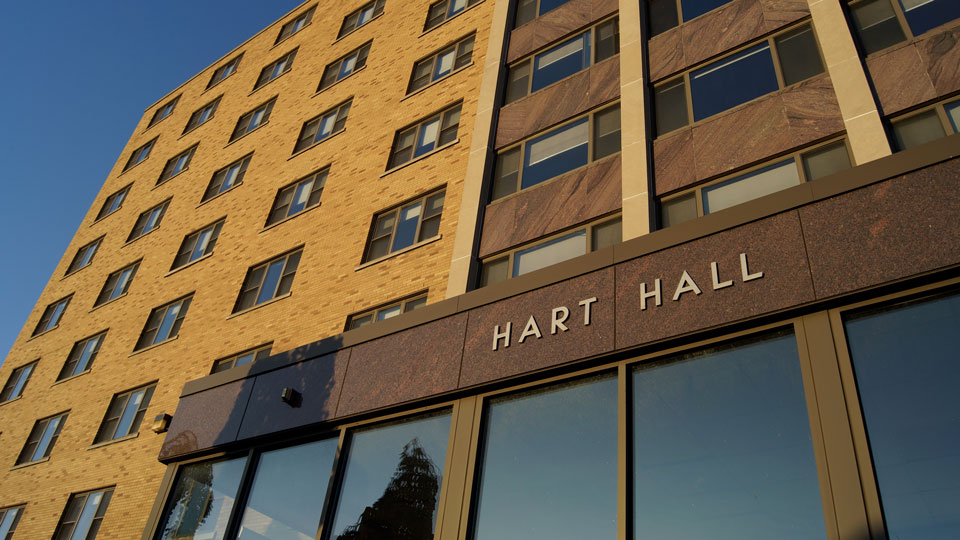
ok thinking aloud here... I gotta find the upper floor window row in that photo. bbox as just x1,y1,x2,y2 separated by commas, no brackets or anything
123,138,156,172
157,144,197,186
409,34,475,94
183,96,221,135
94,383,156,443
648,0,734,37
208,54,242,89
514,0,571,28
231,98,275,142
17,412,68,465
267,168,327,226
127,199,170,243
653,23,824,136
276,6,315,44
58,331,106,380
363,190,445,263
65,236,103,276
339,0,386,38
136,296,191,351
388,103,462,169
33,295,71,336
294,100,351,154
212,343,272,374
204,154,251,202
319,42,371,92
849,0,960,55
426,0,481,31
147,96,179,128
234,249,302,313
492,103,621,201
0,360,36,403
347,293,427,330
96,184,130,221
254,48,297,91
506,17,619,104
95,261,140,307
172,219,224,271
54,488,114,540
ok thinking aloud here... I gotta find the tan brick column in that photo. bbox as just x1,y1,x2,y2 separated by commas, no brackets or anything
619,0,652,240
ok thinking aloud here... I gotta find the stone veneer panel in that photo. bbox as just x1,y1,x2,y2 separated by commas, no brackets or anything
160,380,252,460
496,56,620,148
867,26,960,115
800,158,960,299
507,0,619,63
335,314,467,416
460,268,615,387
236,349,350,440
479,155,622,257
648,0,808,82
615,211,815,349
654,75,843,195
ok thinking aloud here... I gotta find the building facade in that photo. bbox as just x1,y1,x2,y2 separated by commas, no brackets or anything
0,0,958,539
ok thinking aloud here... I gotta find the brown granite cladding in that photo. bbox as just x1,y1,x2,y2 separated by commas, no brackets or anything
867,26,960,115
615,212,815,349
800,158,960,299
496,56,620,149
159,380,252,460
335,314,468,417
648,0,808,82
478,155,622,257
460,269,615,387
654,75,843,195
506,0,618,63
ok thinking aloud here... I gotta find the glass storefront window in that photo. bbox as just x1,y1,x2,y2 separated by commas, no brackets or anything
156,456,248,540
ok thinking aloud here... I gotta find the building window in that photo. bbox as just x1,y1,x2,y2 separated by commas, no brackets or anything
203,155,251,202
94,384,156,443
492,104,620,200
266,169,327,226
254,48,298,90
208,54,242,89
339,0,386,38
647,0,735,37
347,293,427,330
425,0,481,30
276,6,315,44
849,0,960,55
16,412,68,465
363,190,445,262
0,505,24,539
388,104,462,169
514,0,572,27
58,332,106,380
318,43,371,92
183,96,221,135
95,185,131,221
156,144,198,185
123,138,156,172
65,236,103,276
155,456,249,540
33,296,71,336
147,96,179,128
230,98,275,142
171,220,224,270
135,296,192,351
653,23,824,136
889,97,960,151
409,34,475,94
479,216,621,287
53,488,113,540
127,199,170,242
212,344,272,374
234,249,302,312
293,100,351,154
0,360,37,403
505,18,619,103
94,261,140,307
660,139,853,227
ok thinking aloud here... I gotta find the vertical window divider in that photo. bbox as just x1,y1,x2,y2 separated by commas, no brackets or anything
222,449,260,540
683,72,695,127
316,428,352,540
768,36,788,89
617,363,631,540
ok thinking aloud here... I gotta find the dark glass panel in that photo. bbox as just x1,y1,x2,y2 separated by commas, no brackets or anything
681,0,735,21
775,25,825,85
156,457,248,540
649,0,679,36
801,140,851,180
505,61,531,104
690,43,779,121
479,257,509,287
661,192,697,227
899,0,960,36
521,117,589,189
653,79,689,135
892,110,946,150
514,0,537,27
391,202,423,251
593,105,621,160
595,18,620,61
591,218,621,250
531,32,590,93
851,0,907,55
538,0,571,16
492,147,521,200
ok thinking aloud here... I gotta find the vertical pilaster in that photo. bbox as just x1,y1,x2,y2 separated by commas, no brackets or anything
618,0,652,240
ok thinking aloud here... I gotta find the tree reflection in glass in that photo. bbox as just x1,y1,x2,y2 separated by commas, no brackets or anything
330,410,451,540
157,456,247,540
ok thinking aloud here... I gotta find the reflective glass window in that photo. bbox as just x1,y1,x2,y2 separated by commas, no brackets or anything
156,457,248,540
690,43,779,121
702,159,800,214
531,32,591,93
522,117,589,189
850,0,908,54
892,109,947,150
898,0,960,36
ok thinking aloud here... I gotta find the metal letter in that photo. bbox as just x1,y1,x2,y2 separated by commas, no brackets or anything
519,315,542,343
740,253,764,281
551,306,569,334
492,322,511,351
711,261,733,290
641,279,662,310
672,270,703,301
579,297,598,326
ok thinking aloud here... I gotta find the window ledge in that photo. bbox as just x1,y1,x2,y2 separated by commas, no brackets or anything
288,128,347,160
61,264,93,280
226,293,293,320
419,1,484,38
51,370,91,387
355,234,442,271
259,203,321,233
313,65,367,97
27,325,60,342
203,71,237,95
129,335,179,357
225,120,270,148
380,139,460,178
402,62,473,101
165,253,214,277
153,168,191,190
332,13,385,44
0,396,23,408
10,457,50,471
196,183,243,208
249,68,292,96
90,293,128,313
118,158,149,177
122,226,160,248
88,433,139,451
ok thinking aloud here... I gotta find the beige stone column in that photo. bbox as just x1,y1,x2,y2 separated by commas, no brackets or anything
808,0,892,164
446,0,512,298
619,0,652,240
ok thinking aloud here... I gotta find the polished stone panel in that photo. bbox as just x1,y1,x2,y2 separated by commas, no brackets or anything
160,380,252,460
479,155,621,257
867,26,960,115
507,0,619,64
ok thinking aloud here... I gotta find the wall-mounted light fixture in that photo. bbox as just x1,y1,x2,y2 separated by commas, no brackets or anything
151,413,172,434
281,387,302,407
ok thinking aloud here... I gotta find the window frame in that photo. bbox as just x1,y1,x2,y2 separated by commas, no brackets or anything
293,100,352,154
646,0,736,37
408,33,476,94
65,236,104,276
361,189,446,263
53,487,114,540
387,102,463,170
211,343,273,374
134,295,192,351
126,199,171,243
0,359,38,403
265,168,328,227
182,95,222,135
94,260,141,308
147,96,180,129
230,97,276,142
95,184,131,221
338,0,386,39
275,5,316,44
253,48,298,91
847,0,960,56
33,295,72,336
156,144,198,186
887,96,960,151
123,137,157,172
513,0,571,28
202,154,253,203
0,505,25,539
93,383,157,443
346,292,428,330
58,331,107,381
318,42,372,92
425,0,482,31
207,54,243,90
233,248,304,313
171,219,225,271
16,411,69,465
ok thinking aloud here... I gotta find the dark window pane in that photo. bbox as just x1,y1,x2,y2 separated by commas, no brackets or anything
649,0,679,36
632,330,826,540
538,0,571,16
654,79,689,136
505,61,531,104
156,457,248,540
946,99,960,132
851,0,907,55
591,218,621,250
255,260,286,305
801,140,852,180
492,147,521,200
329,411,452,540
702,159,800,214
472,374,617,540
776,25,825,85
595,18,620,61
513,229,586,276
391,202,422,251
522,117,589,189
531,32,591,93
479,257,509,287
681,0,735,21
593,105,621,160
515,0,537,27
690,43,779,121
844,291,960,540
661,192,698,227
892,110,947,150
899,0,960,37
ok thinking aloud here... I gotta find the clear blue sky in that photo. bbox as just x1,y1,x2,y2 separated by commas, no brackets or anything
0,1,307,364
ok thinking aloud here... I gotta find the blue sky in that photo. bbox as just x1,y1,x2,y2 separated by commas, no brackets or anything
0,1,307,363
